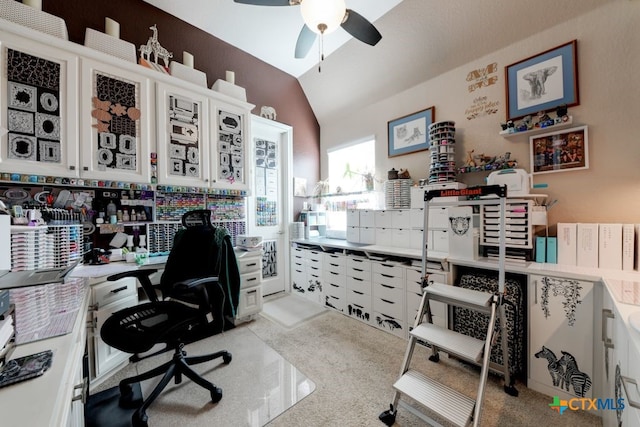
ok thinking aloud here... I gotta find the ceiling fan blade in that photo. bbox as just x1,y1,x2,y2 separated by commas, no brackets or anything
295,24,317,59
341,9,382,46
233,0,292,6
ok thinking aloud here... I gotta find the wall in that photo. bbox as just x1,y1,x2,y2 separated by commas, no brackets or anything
42,0,319,215
320,1,640,229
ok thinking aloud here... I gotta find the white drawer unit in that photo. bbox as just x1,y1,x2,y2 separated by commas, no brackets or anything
323,252,346,312
88,277,138,383
372,261,405,338
392,229,412,248
392,210,412,229
481,199,533,249
359,227,376,244
346,209,360,227
347,288,372,324
235,250,263,322
375,210,394,228
346,226,360,243
359,209,376,228
346,257,372,324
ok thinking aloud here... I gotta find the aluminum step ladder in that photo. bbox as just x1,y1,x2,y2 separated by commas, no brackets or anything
380,185,518,427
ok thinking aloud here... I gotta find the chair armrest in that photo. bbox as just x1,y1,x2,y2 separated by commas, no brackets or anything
107,269,159,302
173,276,219,290
172,276,220,320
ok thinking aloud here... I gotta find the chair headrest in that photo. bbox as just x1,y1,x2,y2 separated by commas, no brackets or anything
182,210,213,229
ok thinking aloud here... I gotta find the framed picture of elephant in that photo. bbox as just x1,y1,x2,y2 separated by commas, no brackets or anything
505,40,579,121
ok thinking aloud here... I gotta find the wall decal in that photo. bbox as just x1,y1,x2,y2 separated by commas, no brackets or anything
466,62,498,92
261,240,277,278
539,276,582,326
465,96,500,120
535,346,591,398
6,49,62,163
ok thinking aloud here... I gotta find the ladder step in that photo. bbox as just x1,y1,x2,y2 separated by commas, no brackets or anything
411,323,485,362
394,369,476,427
424,282,493,311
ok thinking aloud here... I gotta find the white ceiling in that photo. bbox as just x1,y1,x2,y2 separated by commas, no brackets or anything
144,0,616,124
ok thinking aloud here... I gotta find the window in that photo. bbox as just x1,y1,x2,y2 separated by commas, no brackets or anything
327,139,375,194
324,139,377,236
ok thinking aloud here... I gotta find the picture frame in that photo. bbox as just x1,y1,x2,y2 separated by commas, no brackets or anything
388,106,435,157
530,125,588,174
505,40,579,121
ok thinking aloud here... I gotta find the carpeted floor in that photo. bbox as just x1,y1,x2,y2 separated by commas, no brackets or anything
92,307,602,427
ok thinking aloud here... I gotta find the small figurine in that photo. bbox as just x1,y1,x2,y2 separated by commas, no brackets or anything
556,104,568,118
464,150,476,168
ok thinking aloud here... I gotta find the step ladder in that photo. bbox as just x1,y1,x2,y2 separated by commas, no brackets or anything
380,185,518,427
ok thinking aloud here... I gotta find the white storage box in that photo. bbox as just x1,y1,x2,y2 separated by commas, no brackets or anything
237,235,263,247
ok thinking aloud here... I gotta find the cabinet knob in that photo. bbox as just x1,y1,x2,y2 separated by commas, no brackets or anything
69,165,76,171
83,166,89,171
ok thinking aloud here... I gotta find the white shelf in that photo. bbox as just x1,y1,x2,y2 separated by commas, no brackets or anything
499,116,574,139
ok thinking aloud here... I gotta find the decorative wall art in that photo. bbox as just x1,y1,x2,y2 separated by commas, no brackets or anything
218,110,244,184
388,106,435,157
167,95,201,178
90,71,141,172
6,49,62,163
254,137,278,227
505,40,579,121
530,125,588,175
466,62,498,93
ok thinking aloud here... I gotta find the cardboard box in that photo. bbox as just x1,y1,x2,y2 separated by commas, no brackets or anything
599,223,623,270
557,223,577,266
577,223,599,268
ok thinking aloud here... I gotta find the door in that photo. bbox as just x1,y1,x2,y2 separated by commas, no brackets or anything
247,115,292,296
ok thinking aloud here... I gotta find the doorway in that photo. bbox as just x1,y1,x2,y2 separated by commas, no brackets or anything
247,115,293,296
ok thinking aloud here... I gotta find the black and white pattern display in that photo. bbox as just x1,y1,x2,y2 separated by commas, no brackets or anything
452,272,525,376
218,111,244,184
6,49,61,163
261,240,277,278
167,95,200,177
91,72,140,171
255,138,278,226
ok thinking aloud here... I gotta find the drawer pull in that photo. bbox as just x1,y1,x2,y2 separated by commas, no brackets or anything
602,308,615,343
330,263,339,267
246,277,257,282
353,290,364,295
621,376,640,409
330,272,338,275
380,284,394,289
381,263,394,268
110,286,128,294
72,377,89,404
330,283,339,288
381,273,394,278
380,298,394,304
352,277,363,282
246,262,257,267
353,268,364,272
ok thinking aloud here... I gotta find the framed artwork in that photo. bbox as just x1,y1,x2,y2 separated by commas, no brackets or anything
505,40,579,121
530,125,588,174
388,106,435,157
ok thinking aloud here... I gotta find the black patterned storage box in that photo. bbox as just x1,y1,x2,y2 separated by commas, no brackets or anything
452,270,525,377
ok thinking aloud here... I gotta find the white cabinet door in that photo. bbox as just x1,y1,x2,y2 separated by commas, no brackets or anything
0,32,80,177
209,101,250,191
529,275,594,399
93,294,138,379
155,81,211,187
80,58,152,183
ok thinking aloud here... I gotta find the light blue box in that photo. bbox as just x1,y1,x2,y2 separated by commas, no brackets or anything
546,237,558,264
536,237,546,263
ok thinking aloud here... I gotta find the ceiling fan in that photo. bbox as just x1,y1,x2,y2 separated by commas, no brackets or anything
233,0,382,59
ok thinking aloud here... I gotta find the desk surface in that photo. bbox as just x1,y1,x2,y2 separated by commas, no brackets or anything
0,281,90,427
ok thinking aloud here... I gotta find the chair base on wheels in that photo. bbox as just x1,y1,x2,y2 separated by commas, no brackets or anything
118,342,232,427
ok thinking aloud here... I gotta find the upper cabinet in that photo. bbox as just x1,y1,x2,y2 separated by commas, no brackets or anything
80,58,152,183
155,81,210,187
0,23,253,192
0,31,80,178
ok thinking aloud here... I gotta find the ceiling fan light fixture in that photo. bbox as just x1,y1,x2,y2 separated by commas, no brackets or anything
300,0,346,35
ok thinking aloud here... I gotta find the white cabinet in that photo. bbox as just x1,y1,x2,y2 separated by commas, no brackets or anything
210,102,251,191
323,252,347,312
88,276,138,383
290,247,323,304
346,256,372,324
372,261,405,338
79,58,152,183
235,250,263,322
0,30,80,177
528,274,594,399
155,81,211,187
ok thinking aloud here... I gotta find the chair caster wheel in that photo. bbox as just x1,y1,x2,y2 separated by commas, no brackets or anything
379,404,396,426
211,387,223,403
223,352,232,364
132,410,149,427
428,353,440,363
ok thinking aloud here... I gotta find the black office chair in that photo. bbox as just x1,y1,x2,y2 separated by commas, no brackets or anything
100,210,241,427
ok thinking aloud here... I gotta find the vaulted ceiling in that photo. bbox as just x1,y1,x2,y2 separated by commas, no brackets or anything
144,0,617,124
